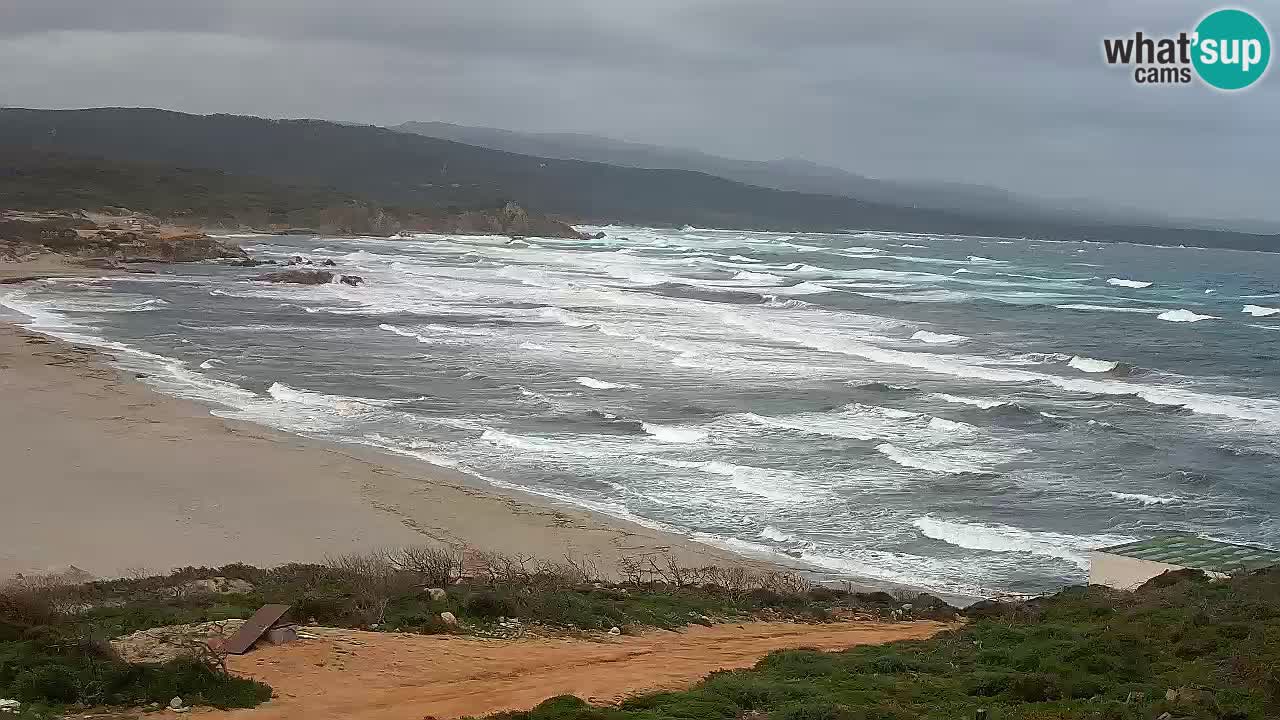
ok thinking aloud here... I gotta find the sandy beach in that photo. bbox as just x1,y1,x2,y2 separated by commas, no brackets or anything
0,262,765,581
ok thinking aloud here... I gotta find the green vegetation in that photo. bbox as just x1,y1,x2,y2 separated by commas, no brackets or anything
6,548,1276,719
490,568,1280,720
0,548,937,715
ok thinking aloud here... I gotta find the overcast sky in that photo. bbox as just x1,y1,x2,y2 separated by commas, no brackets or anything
3,1,1277,222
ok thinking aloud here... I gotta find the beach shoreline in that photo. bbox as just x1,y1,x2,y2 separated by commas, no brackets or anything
0,265,787,581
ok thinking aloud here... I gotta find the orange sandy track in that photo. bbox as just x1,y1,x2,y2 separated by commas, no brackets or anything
222,620,951,720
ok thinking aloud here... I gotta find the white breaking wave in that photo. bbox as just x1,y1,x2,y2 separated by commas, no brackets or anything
875,443,998,474
1243,304,1280,317
728,254,762,263
1067,356,1118,373
1157,309,1218,323
574,376,631,390
911,330,969,344
913,516,1133,569
1056,304,1162,314
654,459,810,503
266,382,401,416
539,307,595,327
641,422,708,443
198,358,224,370
759,525,796,542
732,270,785,285
1108,491,1184,506
721,313,1280,426
930,393,1007,409
1107,278,1153,288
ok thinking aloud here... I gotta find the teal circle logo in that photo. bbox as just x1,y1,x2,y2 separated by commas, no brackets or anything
1193,9,1270,90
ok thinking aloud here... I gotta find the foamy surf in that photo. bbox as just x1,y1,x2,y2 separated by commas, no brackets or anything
640,422,708,443
913,516,1133,569
1157,309,1218,323
1243,305,1280,317
1108,491,1184,506
574,376,633,390
911,330,969,344
1067,356,1118,373
1107,278,1153,289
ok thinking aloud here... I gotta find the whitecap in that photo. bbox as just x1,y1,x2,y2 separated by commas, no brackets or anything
759,525,796,542
1108,491,1184,506
1107,278,1153,289
198,358,224,370
574,376,632,390
1157,309,1218,323
911,330,968,344
929,393,1007,410
1243,304,1280,317
732,270,785,285
875,443,997,474
641,422,708,443
1067,356,1118,373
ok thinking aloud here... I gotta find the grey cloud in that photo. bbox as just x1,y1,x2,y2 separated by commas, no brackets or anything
2,0,1278,222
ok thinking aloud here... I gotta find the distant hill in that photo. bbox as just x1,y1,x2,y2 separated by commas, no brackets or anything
0,149,581,238
1,108,1276,251
392,121,1165,226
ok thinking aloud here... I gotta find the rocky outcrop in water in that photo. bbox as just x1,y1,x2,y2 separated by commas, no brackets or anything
254,269,334,285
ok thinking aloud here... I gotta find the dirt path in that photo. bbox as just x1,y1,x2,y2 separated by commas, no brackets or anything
223,620,950,720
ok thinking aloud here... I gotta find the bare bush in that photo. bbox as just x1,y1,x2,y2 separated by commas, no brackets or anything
325,550,414,626
0,574,87,626
758,570,812,595
386,545,464,587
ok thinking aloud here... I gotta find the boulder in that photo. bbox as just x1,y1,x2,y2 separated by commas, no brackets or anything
962,599,1011,619
255,269,333,285
321,259,337,266
338,274,364,287
179,577,255,596
169,697,184,710
607,626,621,636
425,587,448,601
440,611,458,627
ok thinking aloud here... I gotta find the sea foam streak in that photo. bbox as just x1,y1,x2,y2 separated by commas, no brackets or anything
1056,304,1161,314
1107,278,1153,288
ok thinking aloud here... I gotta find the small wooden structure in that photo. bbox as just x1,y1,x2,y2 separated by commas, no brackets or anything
215,604,293,655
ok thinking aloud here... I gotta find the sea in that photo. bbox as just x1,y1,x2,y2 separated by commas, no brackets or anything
4,225,1279,600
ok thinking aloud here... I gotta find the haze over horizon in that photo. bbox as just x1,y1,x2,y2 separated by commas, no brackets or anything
4,1,1278,223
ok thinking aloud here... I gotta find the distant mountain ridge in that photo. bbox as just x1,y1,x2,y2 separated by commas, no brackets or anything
0,108,1275,251
394,120,1280,235
394,120,1045,218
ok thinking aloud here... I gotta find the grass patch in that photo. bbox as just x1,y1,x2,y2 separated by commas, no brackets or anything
484,567,1280,720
